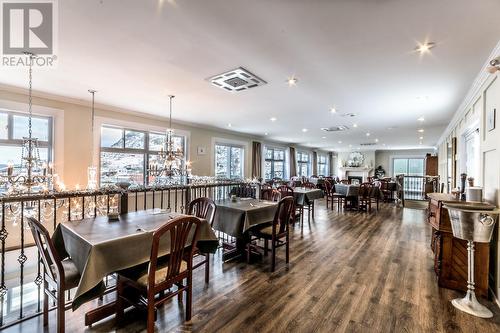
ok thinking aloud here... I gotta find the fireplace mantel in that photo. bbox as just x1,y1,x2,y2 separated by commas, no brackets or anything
339,167,373,182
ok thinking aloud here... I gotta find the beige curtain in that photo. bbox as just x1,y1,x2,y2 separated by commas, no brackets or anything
312,151,318,176
251,141,262,179
329,152,334,176
289,147,297,177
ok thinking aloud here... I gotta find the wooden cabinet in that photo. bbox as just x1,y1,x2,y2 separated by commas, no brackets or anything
427,193,489,297
425,154,438,176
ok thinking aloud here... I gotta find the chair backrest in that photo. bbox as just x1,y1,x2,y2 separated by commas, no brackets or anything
148,216,201,290
303,182,316,189
187,197,217,226
324,180,332,195
261,188,281,202
261,183,272,190
277,185,294,198
272,196,295,236
27,217,64,283
379,180,389,190
359,183,373,198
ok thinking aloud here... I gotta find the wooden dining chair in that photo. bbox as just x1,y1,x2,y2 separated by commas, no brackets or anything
261,188,281,201
302,182,316,189
358,183,374,212
187,197,216,283
116,216,202,331
379,180,392,202
27,217,81,333
277,185,294,198
247,196,295,272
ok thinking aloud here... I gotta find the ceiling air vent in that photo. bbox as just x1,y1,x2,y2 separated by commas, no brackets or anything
321,125,349,132
360,142,377,146
208,67,267,92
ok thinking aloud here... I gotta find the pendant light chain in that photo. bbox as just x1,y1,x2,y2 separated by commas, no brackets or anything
28,54,33,140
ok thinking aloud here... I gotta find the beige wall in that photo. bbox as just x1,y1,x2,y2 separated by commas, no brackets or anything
0,87,328,188
436,40,500,302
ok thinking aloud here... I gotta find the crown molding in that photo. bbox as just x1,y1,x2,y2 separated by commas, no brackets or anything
437,39,500,145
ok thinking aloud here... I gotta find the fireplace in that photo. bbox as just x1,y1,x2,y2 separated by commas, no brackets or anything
348,176,363,184
339,167,373,183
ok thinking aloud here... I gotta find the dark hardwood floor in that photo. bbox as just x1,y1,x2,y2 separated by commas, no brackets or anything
5,200,500,332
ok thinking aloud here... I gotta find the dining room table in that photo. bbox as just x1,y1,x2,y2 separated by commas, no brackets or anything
334,184,383,210
52,209,218,325
212,197,278,261
291,187,324,221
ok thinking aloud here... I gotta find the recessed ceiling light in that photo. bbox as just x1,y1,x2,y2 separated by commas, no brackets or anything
330,107,337,113
322,136,326,139
227,123,232,128
270,117,277,122
375,138,379,142
357,147,361,150
417,116,425,122
338,141,342,144
419,141,423,145
366,132,370,136
302,128,308,132
419,136,424,140
418,128,425,133
353,123,358,128
264,132,269,136
287,77,298,86
415,41,436,54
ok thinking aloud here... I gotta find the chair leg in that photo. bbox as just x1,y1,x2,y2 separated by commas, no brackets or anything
115,277,124,324
57,289,65,333
186,272,193,321
285,233,289,264
146,296,155,333
176,282,183,301
312,201,315,219
271,240,276,272
264,239,268,256
204,254,210,284
246,242,251,263
43,282,49,327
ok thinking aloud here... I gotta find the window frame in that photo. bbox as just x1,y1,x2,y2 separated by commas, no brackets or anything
99,125,186,186
297,151,310,177
0,110,53,165
264,146,286,180
214,142,245,179
317,154,328,176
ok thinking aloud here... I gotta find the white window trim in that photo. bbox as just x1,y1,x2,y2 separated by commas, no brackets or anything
0,99,64,180
263,144,287,180
317,153,329,176
211,137,248,178
297,151,311,177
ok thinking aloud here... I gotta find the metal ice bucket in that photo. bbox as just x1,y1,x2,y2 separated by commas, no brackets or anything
444,203,499,243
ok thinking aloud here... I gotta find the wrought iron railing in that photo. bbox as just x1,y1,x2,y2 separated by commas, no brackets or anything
396,175,439,204
0,181,249,329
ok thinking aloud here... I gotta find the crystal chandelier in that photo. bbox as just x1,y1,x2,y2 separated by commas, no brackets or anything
147,95,191,183
0,52,55,194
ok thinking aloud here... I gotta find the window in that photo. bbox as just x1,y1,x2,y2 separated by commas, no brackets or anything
215,143,244,179
264,147,285,180
317,154,328,176
393,158,424,176
0,110,52,180
297,151,310,177
100,126,186,186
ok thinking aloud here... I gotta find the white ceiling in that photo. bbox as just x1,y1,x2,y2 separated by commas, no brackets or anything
1,0,499,151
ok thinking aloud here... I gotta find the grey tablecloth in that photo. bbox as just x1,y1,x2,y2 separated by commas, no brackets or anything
293,188,324,206
334,184,383,198
53,210,218,310
212,198,278,238
334,184,359,196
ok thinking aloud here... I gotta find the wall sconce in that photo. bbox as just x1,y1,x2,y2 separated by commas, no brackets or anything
487,56,500,74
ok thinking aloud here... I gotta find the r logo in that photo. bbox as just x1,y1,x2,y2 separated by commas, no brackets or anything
2,1,53,55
